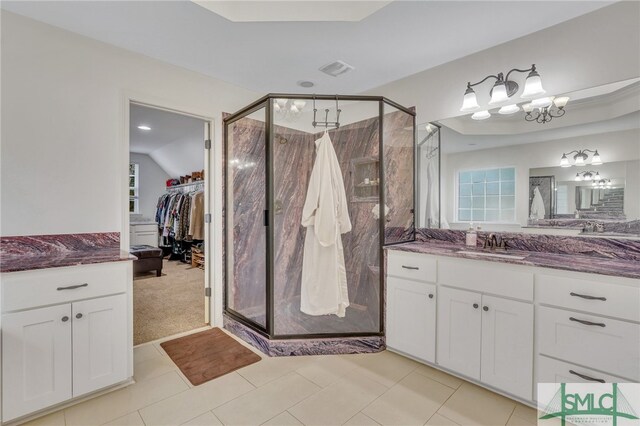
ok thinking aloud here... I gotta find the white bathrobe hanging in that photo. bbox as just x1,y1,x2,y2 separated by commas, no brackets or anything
300,131,352,317
530,187,546,220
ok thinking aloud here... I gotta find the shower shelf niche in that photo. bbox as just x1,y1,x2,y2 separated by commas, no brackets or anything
351,156,380,203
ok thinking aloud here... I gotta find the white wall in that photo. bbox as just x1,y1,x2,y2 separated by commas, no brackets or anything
368,2,640,124
442,129,640,230
129,153,171,220
0,11,258,237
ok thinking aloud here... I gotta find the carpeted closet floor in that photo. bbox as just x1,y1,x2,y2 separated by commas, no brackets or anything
133,259,206,345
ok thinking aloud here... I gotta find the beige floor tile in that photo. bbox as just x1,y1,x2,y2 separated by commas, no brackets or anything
22,410,66,426
437,382,516,426
362,371,455,425
102,411,145,425
133,354,178,382
134,343,163,364
295,354,360,387
512,403,538,424
414,364,463,389
140,372,254,425
425,413,460,425
262,411,304,426
214,372,320,425
182,411,223,426
506,414,535,426
343,412,381,425
235,355,310,387
65,371,189,426
288,369,388,426
348,350,419,388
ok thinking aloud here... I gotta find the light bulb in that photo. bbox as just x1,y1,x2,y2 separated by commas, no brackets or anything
275,98,287,108
521,69,546,99
471,110,491,120
460,87,480,112
584,173,592,181
498,104,520,115
591,151,602,165
575,174,582,182
489,81,509,105
574,154,585,166
560,154,570,167
293,100,306,110
553,96,570,108
522,103,534,113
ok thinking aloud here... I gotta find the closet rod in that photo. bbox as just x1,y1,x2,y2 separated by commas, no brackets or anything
166,181,204,191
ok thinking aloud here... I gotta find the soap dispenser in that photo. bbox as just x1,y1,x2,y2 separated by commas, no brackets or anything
465,223,478,247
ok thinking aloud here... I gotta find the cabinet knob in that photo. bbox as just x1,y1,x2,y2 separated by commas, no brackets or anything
483,306,489,311
428,294,434,299
61,316,69,322
473,303,479,309
76,313,83,319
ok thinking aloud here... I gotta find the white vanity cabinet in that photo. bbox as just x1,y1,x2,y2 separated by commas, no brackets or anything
384,248,638,406
130,222,158,247
437,287,533,400
1,262,133,423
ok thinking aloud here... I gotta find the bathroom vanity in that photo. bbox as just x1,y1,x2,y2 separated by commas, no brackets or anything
0,234,134,424
385,245,640,405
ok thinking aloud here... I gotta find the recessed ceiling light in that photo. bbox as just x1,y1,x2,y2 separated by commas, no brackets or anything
137,125,151,131
297,80,314,88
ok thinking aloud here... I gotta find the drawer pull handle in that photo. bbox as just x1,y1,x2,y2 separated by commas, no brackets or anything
61,316,69,322
76,313,83,319
569,317,606,328
473,303,479,309
401,265,419,270
57,283,88,291
569,370,605,383
483,306,489,312
570,292,606,301
428,294,434,299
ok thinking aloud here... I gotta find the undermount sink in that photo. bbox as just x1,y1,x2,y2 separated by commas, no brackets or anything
456,250,528,260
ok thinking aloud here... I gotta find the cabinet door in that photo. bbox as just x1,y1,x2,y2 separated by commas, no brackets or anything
480,295,533,401
386,277,436,362
2,304,72,422
72,294,128,396
437,286,481,379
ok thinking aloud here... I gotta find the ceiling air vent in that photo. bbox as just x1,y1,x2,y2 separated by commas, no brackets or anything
319,60,355,77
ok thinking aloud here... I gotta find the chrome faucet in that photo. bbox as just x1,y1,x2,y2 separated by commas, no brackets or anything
483,233,507,251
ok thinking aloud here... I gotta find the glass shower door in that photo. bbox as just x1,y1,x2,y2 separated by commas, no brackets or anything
225,105,268,330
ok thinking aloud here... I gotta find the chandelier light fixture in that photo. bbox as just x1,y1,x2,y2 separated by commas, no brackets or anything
273,98,306,121
460,64,547,119
592,178,612,188
574,171,601,182
560,149,603,167
522,96,569,124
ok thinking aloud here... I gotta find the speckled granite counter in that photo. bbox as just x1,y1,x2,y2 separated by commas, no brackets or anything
387,241,640,280
0,232,135,273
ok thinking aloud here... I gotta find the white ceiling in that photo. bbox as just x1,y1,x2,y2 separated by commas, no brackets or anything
130,104,204,155
192,1,392,22
1,0,612,94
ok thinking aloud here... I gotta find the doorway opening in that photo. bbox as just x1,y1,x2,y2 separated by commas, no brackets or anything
128,102,210,345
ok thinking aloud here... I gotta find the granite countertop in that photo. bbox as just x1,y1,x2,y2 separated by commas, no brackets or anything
386,241,640,280
1,249,136,273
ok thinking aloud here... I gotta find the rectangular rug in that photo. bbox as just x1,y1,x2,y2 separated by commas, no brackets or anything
160,328,261,386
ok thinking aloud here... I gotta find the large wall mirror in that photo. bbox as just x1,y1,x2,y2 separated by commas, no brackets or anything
418,78,640,238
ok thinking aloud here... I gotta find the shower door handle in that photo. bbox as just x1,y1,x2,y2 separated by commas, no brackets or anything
263,209,269,226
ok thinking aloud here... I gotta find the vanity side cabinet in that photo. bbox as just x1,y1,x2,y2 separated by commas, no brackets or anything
2,304,73,421
386,277,436,362
437,286,482,379
480,295,533,401
72,294,128,396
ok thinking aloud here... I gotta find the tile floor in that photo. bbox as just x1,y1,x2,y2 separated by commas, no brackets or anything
25,328,540,426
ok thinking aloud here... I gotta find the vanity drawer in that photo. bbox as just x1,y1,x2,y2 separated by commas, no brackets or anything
537,306,640,381
2,262,129,312
536,273,640,322
438,258,533,301
537,355,631,385
387,251,436,283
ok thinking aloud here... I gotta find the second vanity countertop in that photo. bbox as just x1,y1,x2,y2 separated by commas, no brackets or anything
1,249,136,273
386,241,640,280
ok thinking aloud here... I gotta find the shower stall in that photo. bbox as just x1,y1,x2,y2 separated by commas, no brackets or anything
223,94,415,355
